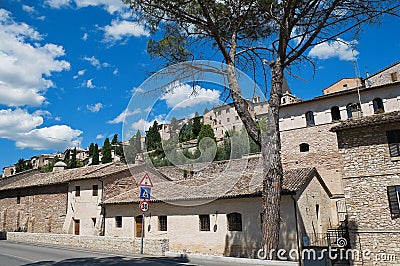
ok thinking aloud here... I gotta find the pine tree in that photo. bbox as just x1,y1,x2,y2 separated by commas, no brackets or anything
101,138,112,163
64,149,70,166
15,158,26,173
88,143,95,157
145,121,161,151
92,144,99,165
192,112,202,138
70,147,77,168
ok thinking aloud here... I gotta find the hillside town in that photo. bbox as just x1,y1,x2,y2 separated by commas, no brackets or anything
1,61,399,265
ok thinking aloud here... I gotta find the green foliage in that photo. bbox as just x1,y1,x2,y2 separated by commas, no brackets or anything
15,158,32,173
64,149,70,166
203,107,210,115
70,147,77,168
92,144,100,165
178,121,194,142
40,156,61,173
125,131,142,164
88,143,95,157
101,138,112,163
146,121,162,151
192,113,202,137
198,124,216,145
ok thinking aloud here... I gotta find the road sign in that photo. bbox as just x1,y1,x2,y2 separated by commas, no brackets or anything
139,200,150,213
139,172,153,187
139,187,151,200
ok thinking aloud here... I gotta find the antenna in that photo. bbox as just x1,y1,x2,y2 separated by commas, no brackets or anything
351,45,363,117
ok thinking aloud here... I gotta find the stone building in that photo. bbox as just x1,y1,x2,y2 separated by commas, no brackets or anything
101,157,334,259
331,111,400,266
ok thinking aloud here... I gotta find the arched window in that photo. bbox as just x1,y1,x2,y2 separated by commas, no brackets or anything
331,106,341,121
373,98,384,113
300,143,310,152
227,212,242,231
346,103,361,119
305,111,315,126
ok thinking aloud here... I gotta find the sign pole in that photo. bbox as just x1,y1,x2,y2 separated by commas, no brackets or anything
140,213,145,254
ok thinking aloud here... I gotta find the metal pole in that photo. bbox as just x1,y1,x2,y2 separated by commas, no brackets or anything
140,213,145,254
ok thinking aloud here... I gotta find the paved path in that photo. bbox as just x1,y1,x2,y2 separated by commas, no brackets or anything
0,241,258,266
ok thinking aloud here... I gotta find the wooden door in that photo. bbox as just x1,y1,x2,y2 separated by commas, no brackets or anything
74,219,80,235
135,215,143,237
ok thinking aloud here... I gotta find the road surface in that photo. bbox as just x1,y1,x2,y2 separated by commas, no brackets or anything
0,241,253,266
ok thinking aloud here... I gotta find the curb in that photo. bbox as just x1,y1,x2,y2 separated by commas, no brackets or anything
165,251,299,265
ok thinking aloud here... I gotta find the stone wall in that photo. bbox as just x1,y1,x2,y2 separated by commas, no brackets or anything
7,232,169,256
281,123,343,196
336,122,400,265
0,184,67,233
336,122,400,178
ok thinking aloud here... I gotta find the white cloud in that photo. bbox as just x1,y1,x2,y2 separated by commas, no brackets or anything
86,79,95,88
15,125,82,150
96,134,104,139
83,56,109,69
130,115,168,133
54,116,61,121
113,68,118,75
86,102,103,112
45,0,71,9
0,108,82,150
0,9,70,107
131,87,145,95
308,38,359,61
73,69,86,79
161,82,220,109
108,108,141,124
82,32,88,41
74,0,125,14
22,5,35,14
103,20,149,43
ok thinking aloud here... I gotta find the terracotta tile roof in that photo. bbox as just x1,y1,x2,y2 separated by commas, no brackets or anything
0,163,115,191
102,163,321,205
330,111,400,132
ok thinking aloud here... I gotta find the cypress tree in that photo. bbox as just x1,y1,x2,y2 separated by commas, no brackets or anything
92,144,99,165
101,138,112,163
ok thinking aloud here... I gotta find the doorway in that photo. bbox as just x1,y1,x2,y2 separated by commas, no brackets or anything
135,215,143,237
74,219,80,235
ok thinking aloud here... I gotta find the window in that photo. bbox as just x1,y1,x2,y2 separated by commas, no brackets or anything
227,212,242,231
343,84,348,90
233,126,236,131
331,106,341,121
373,98,385,113
387,186,400,219
391,72,398,82
75,186,80,197
17,194,21,204
346,103,361,119
387,130,400,157
227,118,230,123
115,216,122,228
226,109,230,113
92,185,98,196
92,218,96,227
282,98,286,104
300,143,310,152
235,116,239,121
199,215,210,231
305,111,315,126
159,216,167,231
346,104,353,119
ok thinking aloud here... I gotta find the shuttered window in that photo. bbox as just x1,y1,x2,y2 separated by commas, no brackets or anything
387,130,400,157
387,186,400,219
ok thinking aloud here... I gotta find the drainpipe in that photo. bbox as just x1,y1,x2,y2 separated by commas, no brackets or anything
100,179,105,236
291,195,302,266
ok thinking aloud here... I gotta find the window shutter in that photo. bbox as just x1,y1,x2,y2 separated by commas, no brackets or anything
387,186,400,219
389,143,400,157
387,130,400,157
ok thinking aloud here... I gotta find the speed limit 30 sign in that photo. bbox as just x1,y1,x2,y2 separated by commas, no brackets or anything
139,200,150,213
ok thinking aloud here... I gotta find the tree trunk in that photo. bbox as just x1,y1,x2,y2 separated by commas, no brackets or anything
261,58,284,259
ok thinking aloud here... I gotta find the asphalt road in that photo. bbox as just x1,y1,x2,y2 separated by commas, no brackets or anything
0,241,251,266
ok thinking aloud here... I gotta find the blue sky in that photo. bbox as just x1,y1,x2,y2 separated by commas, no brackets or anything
0,1,399,170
